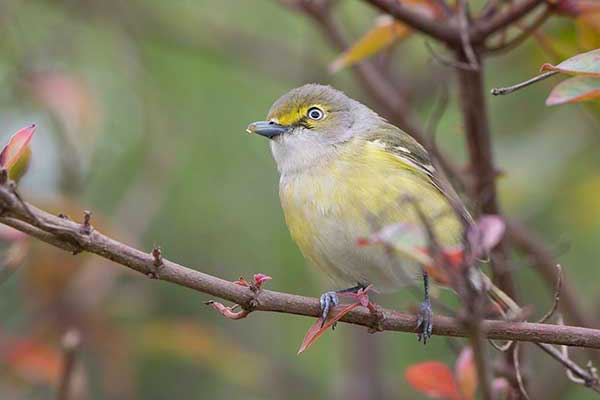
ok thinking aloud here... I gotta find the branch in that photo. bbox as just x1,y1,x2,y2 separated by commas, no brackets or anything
484,6,551,55
288,1,425,142
455,49,517,299
56,329,81,400
507,220,598,331
364,0,460,45
491,71,559,96
473,0,547,40
1,187,600,349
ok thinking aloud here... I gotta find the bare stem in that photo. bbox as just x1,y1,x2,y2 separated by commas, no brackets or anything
491,71,559,96
56,329,81,400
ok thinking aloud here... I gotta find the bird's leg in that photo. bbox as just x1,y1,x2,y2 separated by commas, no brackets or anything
416,270,433,344
319,283,367,327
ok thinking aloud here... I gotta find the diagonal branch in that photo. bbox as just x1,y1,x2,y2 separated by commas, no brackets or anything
363,0,460,45
473,0,547,40
1,186,600,349
288,1,425,142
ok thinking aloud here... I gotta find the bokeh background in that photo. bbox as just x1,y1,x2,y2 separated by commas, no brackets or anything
0,1,599,399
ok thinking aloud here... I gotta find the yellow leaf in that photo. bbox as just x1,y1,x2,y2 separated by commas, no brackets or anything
577,14,600,50
329,15,410,73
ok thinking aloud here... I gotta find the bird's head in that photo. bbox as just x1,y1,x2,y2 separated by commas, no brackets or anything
247,84,379,174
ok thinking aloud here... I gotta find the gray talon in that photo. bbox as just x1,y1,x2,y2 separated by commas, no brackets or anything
416,299,433,344
319,291,339,326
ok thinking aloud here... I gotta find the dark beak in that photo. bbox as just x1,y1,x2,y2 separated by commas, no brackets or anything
246,121,289,139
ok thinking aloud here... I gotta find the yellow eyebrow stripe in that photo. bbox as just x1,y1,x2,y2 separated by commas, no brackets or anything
272,104,326,126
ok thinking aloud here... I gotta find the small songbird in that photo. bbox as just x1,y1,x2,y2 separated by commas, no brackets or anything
247,84,494,342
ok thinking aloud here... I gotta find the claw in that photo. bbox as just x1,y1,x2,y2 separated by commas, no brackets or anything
416,299,433,344
319,291,339,327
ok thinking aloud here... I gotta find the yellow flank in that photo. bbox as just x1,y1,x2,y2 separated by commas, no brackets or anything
279,137,463,290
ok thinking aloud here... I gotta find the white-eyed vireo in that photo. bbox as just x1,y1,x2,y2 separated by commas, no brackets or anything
247,84,513,342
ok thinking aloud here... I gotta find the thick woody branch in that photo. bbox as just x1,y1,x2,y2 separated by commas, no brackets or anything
455,50,517,299
364,0,460,45
1,187,600,349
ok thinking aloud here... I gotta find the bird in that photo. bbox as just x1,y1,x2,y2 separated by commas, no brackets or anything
246,84,512,342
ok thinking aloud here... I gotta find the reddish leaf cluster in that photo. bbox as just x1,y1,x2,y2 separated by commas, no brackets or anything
551,0,600,17
542,49,600,105
405,347,509,400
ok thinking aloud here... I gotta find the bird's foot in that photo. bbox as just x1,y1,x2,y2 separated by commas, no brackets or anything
416,298,433,344
319,291,340,327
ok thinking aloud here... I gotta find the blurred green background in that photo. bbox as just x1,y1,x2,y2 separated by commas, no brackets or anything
0,1,598,399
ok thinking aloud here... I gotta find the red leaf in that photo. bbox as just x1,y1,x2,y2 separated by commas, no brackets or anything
406,361,462,400
0,124,36,169
297,302,360,354
546,75,600,105
253,273,272,287
553,0,600,17
3,338,62,385
540,48,600,76
455,347,477,400
467,215,506,258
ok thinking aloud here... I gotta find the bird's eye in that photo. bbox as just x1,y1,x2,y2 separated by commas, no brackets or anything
307,107,325,121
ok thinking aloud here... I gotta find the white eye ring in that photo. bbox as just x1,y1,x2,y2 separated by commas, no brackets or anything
307,107,325,121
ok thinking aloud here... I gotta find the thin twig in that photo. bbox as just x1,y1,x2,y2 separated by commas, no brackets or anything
458,0,479,70
507,220,598,331
514,343,532,400
537,264,562,324
426,41,477,71
490,339,513,352
491,71,559,96
484,6,551,55
473,0,547,39
537,342,600,392
56,329,81,400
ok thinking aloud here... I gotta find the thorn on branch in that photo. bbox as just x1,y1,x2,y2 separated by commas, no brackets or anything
147,246,164,279
80,210,93,235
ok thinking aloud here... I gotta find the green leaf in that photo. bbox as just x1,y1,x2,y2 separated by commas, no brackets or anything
546,76,600,105
541,48,600,77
